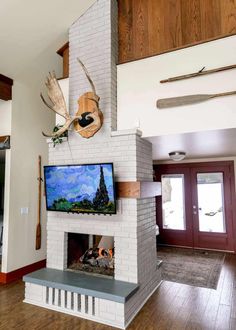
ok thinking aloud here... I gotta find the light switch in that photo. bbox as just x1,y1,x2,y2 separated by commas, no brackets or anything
20,207,29,215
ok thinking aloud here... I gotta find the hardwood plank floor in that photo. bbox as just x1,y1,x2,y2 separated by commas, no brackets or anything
1,254,236,329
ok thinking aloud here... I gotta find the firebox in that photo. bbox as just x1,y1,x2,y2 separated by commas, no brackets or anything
67,233,114,277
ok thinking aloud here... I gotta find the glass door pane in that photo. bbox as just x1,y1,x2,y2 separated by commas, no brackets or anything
197,172,226,233
161,174,186,230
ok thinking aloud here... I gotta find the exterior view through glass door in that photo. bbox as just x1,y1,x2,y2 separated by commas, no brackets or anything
196,172,225,233
155,162,235,252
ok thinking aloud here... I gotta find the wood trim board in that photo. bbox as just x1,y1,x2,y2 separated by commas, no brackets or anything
0,259,46,284
0,75,13,101
57,42,69,79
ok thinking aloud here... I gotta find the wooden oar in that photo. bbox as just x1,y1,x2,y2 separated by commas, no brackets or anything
156,91,236,109
35,155,42,250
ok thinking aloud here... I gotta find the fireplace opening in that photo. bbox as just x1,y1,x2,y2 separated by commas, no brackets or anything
67,233,114,277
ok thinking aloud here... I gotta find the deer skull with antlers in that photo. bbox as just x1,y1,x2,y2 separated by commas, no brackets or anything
41,58,103,139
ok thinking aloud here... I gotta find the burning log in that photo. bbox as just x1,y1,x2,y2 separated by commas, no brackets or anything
80,247,114,269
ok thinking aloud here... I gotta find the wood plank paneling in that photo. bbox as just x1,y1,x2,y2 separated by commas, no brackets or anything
181,0,202,44
118,0,134,62
164,0,182,50
118,0,236,64
133,0,149,59
147,0,163,55
221,0,236,34
200,0,221,40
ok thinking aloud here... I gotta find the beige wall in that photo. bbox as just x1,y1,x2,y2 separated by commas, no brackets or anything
2,55,61,273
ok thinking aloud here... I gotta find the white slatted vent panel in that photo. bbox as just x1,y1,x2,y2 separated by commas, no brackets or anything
44,286,96,317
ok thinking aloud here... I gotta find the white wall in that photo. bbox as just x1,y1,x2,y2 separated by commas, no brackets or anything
0,100,11,136
1,56,60,273
117,36,236,137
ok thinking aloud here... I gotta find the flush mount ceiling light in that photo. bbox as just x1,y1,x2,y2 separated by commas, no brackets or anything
168,151,186,161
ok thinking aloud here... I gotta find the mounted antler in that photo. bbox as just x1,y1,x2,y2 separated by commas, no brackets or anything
74,58,103,138
77,58,97,95
41,59,103,139
40,71,79,138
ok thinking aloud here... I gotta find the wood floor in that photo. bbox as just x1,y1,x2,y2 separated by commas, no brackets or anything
1,254,236,330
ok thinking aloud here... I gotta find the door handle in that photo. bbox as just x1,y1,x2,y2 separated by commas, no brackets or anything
193,205,197,215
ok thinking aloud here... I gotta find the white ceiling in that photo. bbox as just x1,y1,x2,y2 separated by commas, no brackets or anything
146,127,236,161
0,0,95,78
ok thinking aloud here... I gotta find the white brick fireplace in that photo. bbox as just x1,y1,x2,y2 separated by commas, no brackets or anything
23,0,162,328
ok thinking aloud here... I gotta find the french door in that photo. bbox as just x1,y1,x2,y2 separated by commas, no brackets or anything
154,162,236,252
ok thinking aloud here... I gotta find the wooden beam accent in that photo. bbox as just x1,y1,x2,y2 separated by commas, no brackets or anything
57,42,69,56
117,182,141,198
0,74,13,101
57,42,69,79
117,181,161,198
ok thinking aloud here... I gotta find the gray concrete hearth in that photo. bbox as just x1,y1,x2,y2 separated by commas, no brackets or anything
24,268,139,303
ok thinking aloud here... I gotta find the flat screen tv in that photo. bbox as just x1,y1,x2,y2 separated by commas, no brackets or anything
44,163,116,214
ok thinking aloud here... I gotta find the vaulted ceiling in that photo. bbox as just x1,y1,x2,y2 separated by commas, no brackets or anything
0,0,95,79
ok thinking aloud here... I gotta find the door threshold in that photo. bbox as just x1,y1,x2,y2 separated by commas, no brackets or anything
157,244,192,249
194,247,234,254
157,244,235,254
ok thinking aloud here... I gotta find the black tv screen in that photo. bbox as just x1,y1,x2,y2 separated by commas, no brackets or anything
44,163,116,214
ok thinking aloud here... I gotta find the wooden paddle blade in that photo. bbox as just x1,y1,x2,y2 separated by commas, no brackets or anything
36,155,42,250
35,223,41,250
156,94,213,108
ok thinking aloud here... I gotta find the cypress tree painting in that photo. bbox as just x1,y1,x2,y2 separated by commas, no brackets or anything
93,166,109,209
44,163,116,214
